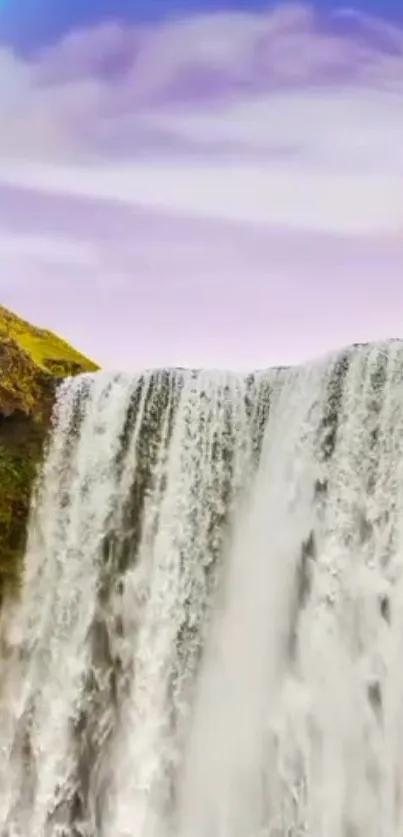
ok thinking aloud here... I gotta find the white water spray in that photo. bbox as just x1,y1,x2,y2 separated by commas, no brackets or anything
1,345,403,836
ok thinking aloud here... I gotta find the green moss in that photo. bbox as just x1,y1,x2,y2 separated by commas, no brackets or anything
0,304,99,603
0,444,38,593
0,304,98,378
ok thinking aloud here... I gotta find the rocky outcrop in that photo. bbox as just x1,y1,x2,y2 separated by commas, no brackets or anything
0,304,98,602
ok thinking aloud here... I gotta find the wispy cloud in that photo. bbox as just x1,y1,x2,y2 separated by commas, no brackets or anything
1,184,402,372
0,4,402,368
1,4,403,161
1,157,401,236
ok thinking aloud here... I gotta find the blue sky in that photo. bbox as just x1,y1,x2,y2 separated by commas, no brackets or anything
1,0,402,51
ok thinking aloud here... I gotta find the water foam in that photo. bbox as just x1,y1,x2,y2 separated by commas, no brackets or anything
1,345,403,836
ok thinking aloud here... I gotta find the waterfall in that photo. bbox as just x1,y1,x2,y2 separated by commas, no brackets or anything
1,344,403,836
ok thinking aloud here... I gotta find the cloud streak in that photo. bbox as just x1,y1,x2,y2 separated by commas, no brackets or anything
0,4,402,369
1,4,403,160
1,183,402,372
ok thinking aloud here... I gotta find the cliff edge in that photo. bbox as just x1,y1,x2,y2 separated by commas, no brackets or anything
0,304,98,602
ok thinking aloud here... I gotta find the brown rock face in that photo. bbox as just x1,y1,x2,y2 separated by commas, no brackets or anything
0,305,98,603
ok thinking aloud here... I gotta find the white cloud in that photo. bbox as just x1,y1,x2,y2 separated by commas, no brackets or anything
0,7,401,237
0,5,402,162
1,5,403,367
0,157,401,236
141,88,403,173
0,232,98,267
1,186,402,372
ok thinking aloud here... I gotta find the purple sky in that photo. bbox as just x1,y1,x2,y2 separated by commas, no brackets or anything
0,3,402,370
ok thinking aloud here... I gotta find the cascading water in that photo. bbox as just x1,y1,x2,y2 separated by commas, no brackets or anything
1,344,403,836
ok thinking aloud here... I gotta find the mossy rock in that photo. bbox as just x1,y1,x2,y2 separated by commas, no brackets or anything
0,304,99,603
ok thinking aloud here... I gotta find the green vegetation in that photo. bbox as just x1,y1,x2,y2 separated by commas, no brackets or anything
0,304,99,602
0,304,98,380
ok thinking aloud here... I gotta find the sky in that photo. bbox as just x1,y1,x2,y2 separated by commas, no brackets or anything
0,1,402,371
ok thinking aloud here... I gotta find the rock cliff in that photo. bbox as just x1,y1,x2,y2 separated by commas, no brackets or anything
0,304,98,602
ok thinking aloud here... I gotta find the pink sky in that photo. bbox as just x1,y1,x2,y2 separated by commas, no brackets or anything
1,5,402,370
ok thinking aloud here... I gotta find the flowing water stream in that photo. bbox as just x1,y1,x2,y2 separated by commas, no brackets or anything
1,344,403,836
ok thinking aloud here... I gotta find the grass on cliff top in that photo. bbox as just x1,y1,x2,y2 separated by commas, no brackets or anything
0,304,99,377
